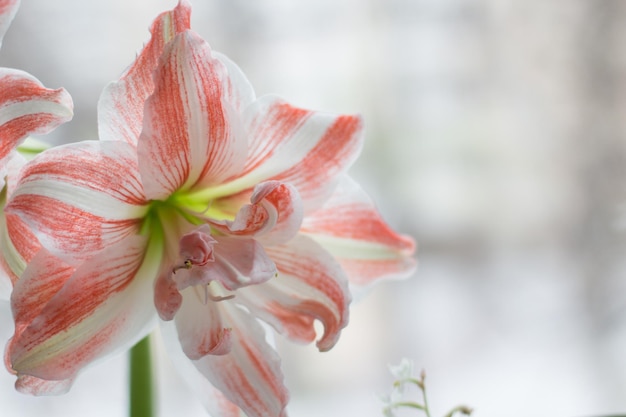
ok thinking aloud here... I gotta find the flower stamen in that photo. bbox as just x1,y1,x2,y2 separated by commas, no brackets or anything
206,281,235,303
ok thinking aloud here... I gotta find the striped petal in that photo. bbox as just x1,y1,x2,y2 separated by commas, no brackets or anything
0,154,40,290
217,95,363,212
189,302,288,417
138,31,247,200
211,181,303,245
0,68,73,166
0,0,18,47
300,176,416,287
8,236,157,381
9,248,74,345
97,0,191,145
238,234,350,351
6,140,147,261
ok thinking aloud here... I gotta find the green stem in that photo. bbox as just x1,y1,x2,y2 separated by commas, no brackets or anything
129,335,155,417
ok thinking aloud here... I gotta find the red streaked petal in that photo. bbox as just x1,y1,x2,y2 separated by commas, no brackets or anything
213,51,255,113
174,286,232,360
238,235,350,351
0,69,73,164
98,0,191,145
301,176,416,286
0,212,40,290
14,374,74,396
0,0,19,47
211,181,303,245
190,302,288,417
10,248,74,345
8,236,156,381
138,31,246,200
223,95,363,211
6,141,147,261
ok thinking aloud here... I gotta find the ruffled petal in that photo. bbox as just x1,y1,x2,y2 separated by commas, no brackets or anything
215,95,363,212
238,234,350,351
6,140,147,261
138,31,246,200
211,181,303,245
8,236,157,381
189,302,288,417
301,176,416,287
0,68,73,165
174,286,232,360
0,0,19,47
173,231,276,292
97,0,191,145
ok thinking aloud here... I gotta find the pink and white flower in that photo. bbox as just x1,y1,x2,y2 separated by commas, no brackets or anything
4,1,415,415
0,0,73,296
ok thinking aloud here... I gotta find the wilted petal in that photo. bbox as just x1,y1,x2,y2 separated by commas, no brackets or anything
98,0,191,145
212,181,303,244
8,236,157,381
0,69,73,166
173,234,276,292
0,0,19,47
301,176,416,287
6,141,147,261
190,302,288,417
220,95,363,212
238,235,350,351
174,286,232,360
138,31,246,200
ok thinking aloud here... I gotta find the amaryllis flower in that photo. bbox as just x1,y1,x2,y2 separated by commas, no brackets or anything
4,1,414,415
0,0,73,297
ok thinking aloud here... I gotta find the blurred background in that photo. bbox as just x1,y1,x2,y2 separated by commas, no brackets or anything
2,0,626,416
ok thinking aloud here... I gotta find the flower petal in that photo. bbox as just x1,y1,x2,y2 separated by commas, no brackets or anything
9,248,74,345
138,31,247,200
154,267,183,321
174,286,232,360
238,234,350,351
97,0,191,145
173,232,276,292
189,302,288,417
14,374,74,396
6,140,147,261
212,181,303,245
216,95,363,212
0,0,18,47
8,236,157,381
160,321,249,417
0,68,73,165
301,176,417,287
213,51,256,113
